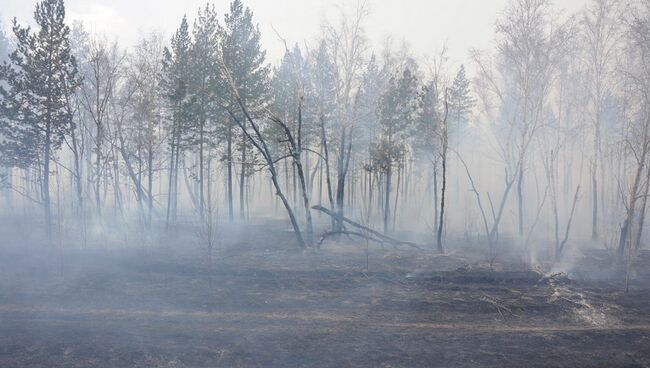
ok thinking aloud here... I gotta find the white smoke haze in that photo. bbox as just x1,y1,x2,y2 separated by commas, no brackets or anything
0,0,649,367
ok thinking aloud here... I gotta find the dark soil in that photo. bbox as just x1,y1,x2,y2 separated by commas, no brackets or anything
1,221,649,367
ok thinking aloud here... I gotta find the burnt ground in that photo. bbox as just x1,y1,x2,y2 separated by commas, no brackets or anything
1,219,650,367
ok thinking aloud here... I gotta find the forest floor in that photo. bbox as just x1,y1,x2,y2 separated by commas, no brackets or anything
1,218,650,367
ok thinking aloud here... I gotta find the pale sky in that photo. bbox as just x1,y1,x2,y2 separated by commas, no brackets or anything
1,0,589,67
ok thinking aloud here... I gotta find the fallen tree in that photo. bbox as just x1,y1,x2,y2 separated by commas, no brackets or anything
312,205,421,249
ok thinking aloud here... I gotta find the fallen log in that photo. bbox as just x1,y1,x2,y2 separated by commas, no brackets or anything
311,205,421,249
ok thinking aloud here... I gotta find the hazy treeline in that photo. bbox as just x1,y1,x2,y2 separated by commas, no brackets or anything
0,0,648,268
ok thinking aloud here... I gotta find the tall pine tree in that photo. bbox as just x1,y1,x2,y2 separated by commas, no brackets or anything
219,0,270,222
161,16,192,228
373,67,418,234
0,0,79,241
448,64,475,146
189,4,221,220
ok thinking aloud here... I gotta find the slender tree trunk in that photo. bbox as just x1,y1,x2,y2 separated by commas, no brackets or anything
384,162,391,235
392,163,401,231
295,156,313,246
226,123,234,222
592,167,598,240
292,161,297,211
173,144,181,222
43,121,52,245
635,167,650,250
199,121,205,221
517,165,524,237
240,132,247,221
147,147,154,228
592,83,602,241
367,169,374,225
336,128,346,232
320,114,335,229
437,146,447,254
295,104,313,246
113,150,124,220
95,124,103,217
165,129,176,230
433,164,439,236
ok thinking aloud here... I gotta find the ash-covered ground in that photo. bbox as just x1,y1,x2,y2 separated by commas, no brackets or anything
1,219,649,368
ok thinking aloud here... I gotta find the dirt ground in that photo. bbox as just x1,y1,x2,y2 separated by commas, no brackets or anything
1,219,650,367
